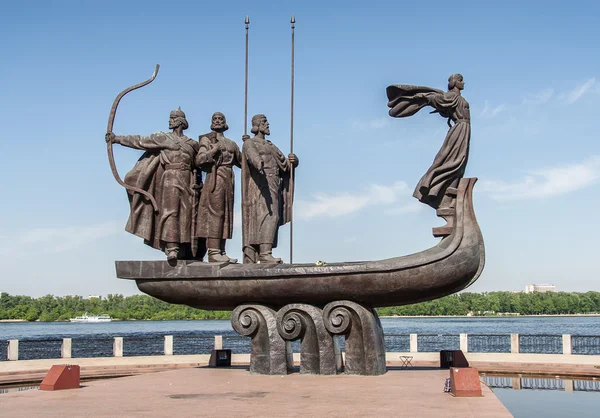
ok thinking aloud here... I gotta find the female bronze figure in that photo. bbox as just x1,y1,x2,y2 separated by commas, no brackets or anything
387,74,470,210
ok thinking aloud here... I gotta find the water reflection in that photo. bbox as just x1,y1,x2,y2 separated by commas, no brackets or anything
482,374,600,418
481,374,600,392
0,385,39,394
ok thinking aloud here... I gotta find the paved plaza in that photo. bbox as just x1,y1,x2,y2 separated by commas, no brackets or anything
2,367,511,417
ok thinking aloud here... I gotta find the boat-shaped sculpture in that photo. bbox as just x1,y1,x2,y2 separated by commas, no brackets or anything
116,177,484,310
110,67,485,376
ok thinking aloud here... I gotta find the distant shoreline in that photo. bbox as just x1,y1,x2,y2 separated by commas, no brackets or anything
2,314,599,323
380,314,600,318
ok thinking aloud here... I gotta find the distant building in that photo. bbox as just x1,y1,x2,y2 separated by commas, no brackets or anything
88,295,101,300
524,284,556,294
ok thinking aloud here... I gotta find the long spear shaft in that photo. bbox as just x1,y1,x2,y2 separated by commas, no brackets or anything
289,15,296,264
242,15,251,263
244,15,250,135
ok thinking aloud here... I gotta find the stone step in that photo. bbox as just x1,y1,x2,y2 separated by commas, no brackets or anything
446,187,458,196
436,208,455,217
432,226,453,238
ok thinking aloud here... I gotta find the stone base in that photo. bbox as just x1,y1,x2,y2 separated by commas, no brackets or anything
450,367,482,397
232,300,386,376
40,364,80,391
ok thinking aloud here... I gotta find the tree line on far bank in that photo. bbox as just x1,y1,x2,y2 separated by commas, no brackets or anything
0,291,599,322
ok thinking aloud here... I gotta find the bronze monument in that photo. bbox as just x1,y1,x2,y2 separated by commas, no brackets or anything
195,112,241,263
386,74,471,237
110,26,484,377
106,107,199,262
386,74,470,209
241,114,299,264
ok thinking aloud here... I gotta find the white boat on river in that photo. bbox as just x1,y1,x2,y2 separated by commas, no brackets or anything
69,314,112,323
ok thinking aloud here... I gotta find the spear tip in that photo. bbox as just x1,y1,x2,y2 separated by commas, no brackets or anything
291,15,295,24
245,15,250,25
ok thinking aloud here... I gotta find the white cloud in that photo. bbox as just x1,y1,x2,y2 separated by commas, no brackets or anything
295,181,412,220
566,78,596,104
522,88,554,105
351,117,390,131
384,201,424,215
480,101,506,118
12,220,122,254
480,156,600,201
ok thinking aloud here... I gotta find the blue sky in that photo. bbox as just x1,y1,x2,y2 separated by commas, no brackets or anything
0,0,598,297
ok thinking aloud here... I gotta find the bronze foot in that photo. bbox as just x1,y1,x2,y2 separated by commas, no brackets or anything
259,253,282,264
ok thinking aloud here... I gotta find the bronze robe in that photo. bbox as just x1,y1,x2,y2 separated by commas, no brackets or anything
117,132,199,251
195,132,241,240
241,137,292,252
387,85,471,208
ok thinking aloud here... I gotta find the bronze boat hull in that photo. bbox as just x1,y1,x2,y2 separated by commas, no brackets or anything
116,178,484,310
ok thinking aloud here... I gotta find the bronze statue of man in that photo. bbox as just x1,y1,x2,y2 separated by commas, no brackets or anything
387,74,471,210
195,112,241,263
241,114,298,263
105,108,199,262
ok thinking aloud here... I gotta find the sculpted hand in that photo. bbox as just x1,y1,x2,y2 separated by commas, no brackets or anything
105,132,116,143
211,142,223,156
288,153,299,167
241,134,250,142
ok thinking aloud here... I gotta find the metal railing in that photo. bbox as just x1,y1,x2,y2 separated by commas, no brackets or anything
2,333,600,361
417,334,460,352
519,335,562,354
221,336,251,354
18,339,62,361
572,335,600,355
0,340,8,361
72,337,114,358
468,334,511,353
173,336,214,355
122,336,164,357
384,334,411,352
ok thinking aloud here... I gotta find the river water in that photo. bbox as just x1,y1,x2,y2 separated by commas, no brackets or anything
1,316,598,340
1,316,599,416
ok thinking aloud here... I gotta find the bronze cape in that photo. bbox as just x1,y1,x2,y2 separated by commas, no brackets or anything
120,132,199,251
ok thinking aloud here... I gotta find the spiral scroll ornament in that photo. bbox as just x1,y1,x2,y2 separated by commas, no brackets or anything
276,304,338,375
231,305,263,337
278,310,305,341
231,304,291,375
323,303,353,336
323,300,386,376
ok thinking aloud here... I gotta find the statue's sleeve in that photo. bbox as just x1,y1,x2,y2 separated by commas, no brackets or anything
274,146,289,172
386,85,444,118
233,143,242,168
114,132,173,150
195,136,216,170
242,140,262,169
426,92,461,112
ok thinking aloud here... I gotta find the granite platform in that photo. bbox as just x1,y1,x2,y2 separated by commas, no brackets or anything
1,367,511,417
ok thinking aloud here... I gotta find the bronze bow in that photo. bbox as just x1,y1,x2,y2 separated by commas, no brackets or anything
106,64,160,213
